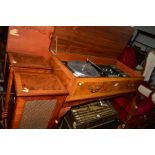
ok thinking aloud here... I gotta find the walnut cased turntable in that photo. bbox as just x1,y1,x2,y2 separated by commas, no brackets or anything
5,26,144,128
49,26,143,106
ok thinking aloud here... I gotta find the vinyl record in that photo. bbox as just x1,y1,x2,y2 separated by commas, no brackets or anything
67,60,100,77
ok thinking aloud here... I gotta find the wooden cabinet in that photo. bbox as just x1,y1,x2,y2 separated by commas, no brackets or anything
10,72,68,129
48,26,144,123
50,54,143,103
5,26,144,128
4,52,53,119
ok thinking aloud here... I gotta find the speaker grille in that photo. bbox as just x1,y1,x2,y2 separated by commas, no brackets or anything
19,99,56,129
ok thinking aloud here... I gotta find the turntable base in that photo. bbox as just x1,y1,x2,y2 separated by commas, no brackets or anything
50,54,143,103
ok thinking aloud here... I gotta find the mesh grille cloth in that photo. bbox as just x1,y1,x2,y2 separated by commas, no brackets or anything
19,99,56,129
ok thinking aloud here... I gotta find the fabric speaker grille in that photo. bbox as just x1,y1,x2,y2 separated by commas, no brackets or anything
19,99,56,129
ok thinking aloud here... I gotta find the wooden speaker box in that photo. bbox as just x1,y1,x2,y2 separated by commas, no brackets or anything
4,26,54,119
4,52,53,117
9,72,68,129
49,26,144,107
5,26,54,83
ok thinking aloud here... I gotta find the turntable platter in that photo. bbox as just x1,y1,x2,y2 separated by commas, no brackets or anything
67,61,101,77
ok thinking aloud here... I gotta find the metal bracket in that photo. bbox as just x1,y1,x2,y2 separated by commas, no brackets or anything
50,36,58,55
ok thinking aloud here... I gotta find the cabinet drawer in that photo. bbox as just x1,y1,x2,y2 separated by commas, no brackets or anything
67,80,139,101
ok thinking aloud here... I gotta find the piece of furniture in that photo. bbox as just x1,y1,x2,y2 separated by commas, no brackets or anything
3,52,53,124
9,72,68,129
5,26,144,128
49,26,143,124
3,27,55,120
51,55,142,103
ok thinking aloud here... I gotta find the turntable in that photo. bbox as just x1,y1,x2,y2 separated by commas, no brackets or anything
64,60,100,77
52,56,143,103
64,60,129,78
50,26,143,104
5,26,144,127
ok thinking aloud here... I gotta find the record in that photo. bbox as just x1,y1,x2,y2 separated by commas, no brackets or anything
67,60,100,77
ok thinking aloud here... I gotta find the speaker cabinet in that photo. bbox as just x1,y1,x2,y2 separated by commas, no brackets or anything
9,72,68,129
4,52,52,120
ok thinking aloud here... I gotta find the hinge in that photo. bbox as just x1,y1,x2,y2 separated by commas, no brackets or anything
50,36,58,55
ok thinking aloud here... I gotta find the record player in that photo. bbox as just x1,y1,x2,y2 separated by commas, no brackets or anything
49,26,143,105
6,26,144,127
63,59,129,78
7,26,143,104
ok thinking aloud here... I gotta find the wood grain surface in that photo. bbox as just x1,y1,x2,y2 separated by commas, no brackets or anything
14,72,68,96
7,26,54,59
51,26,134,59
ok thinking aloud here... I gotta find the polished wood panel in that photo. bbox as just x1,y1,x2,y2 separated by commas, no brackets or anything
14,72,68,96
8,52,52,69
50,26,134,59
7,26,54,59
49,54,75,91
68,78,141,101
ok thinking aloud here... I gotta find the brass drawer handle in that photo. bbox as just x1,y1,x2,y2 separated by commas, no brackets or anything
88,85,102,93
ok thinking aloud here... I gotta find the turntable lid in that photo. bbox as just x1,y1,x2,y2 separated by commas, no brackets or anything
50,26,134,59
7,26,54,59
